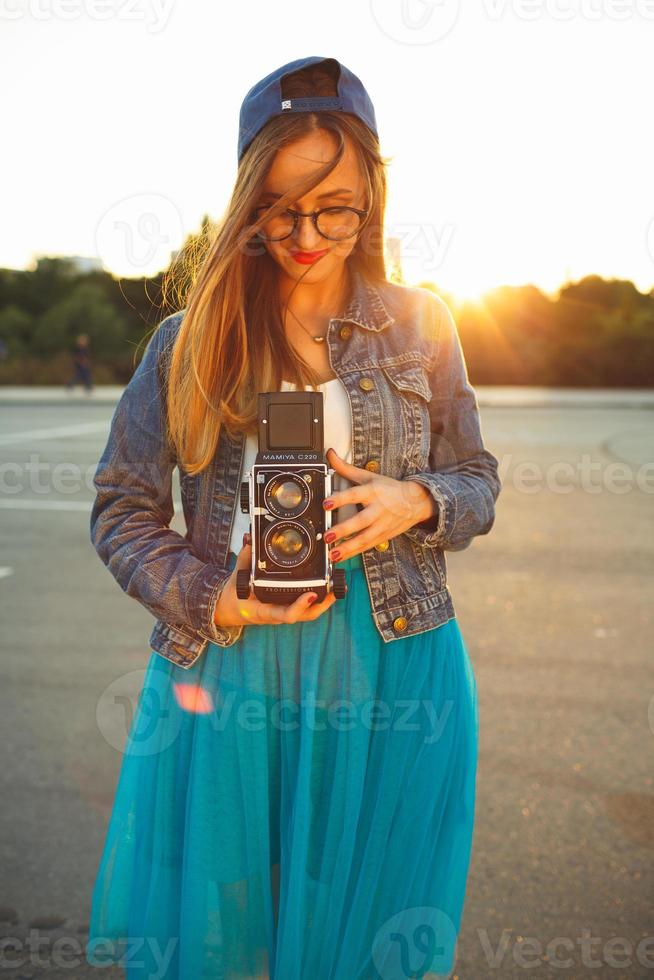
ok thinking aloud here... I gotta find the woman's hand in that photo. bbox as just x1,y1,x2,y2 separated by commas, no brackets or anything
213,535,338,629
322,448,436,562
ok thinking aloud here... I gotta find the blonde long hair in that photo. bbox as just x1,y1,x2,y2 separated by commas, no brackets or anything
160,63,392,476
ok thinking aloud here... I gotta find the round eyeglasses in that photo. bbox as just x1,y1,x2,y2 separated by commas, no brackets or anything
251,205,369,242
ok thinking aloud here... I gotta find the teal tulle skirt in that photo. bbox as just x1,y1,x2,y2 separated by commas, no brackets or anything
86,551,479,979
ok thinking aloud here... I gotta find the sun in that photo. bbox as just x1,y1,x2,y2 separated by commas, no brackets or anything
411,267,496,306
446,278,495,305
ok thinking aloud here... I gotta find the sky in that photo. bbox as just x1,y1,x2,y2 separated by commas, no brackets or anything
2,0,654,302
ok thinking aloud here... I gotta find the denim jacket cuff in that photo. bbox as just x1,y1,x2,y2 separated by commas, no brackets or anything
189,563,244,648
202,612,244,648
401,473,453,548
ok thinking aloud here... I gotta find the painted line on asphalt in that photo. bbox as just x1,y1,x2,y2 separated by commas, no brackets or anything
0,422,109,447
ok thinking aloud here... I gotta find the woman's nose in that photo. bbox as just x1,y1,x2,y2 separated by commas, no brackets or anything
292,214,326,252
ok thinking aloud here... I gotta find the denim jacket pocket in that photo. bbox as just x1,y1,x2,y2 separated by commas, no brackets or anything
381,361,433,469
381,361,432,402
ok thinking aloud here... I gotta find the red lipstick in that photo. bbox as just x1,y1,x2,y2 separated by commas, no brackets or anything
290,249,329,264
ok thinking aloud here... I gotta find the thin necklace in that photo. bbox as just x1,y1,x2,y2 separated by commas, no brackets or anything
285,306,328,344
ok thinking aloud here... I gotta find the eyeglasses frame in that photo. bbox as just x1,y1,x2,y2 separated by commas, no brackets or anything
250,204,370,242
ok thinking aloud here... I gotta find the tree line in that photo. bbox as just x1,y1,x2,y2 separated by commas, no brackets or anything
0,245,652,387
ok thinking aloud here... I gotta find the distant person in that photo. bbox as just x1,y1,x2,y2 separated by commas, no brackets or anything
65,333,93,393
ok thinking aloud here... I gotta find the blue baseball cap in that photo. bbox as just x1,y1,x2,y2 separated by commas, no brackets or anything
237,56,379,164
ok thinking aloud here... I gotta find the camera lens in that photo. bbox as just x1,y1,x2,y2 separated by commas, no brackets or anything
274,480,303,509
271,525,304,558
264,473,310,519
264,521,312,567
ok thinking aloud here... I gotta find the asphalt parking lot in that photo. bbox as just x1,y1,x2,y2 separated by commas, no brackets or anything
0,389,652,979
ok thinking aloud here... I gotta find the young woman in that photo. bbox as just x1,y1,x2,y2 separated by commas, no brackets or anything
87,56,501,980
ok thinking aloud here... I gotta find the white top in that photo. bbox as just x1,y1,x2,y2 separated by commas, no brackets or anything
229,377,357,555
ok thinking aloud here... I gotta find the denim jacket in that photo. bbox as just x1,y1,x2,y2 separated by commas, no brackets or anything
90,267,501,669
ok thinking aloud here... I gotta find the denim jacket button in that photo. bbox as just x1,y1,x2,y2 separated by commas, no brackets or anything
359,377,375,391
393,616,408,632
364,459,380,473
374,539,389,551
339,324,353,340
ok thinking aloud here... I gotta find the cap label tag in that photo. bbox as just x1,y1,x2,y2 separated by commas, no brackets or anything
280,97,343,112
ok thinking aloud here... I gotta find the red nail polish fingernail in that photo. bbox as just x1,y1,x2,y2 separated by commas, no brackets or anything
331,550,341,561
323,500,334,510
307,593,317,604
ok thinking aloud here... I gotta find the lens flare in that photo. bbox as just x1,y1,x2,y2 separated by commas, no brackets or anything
172,683,214,715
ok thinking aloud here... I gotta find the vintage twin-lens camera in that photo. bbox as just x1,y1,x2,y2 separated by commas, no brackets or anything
237,390,347,604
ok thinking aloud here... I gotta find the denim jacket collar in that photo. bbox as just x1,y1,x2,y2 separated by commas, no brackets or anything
335,265,396,333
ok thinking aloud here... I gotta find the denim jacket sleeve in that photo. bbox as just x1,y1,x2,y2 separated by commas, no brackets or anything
403,293,501,551
89,312,243,648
